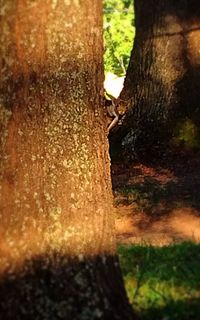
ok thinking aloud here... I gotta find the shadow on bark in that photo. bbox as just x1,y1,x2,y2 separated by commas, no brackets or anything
0,253,136,320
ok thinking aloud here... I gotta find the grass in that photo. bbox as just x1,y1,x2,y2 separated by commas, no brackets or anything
118,242,200,320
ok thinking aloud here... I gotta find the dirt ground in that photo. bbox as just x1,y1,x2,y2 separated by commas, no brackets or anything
112,149,200,246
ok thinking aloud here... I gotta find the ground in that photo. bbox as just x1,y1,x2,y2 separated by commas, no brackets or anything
112,148,200,246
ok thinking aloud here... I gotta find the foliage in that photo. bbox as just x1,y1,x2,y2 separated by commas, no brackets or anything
103,0,135,76
118,242,200,319
173,119,200,149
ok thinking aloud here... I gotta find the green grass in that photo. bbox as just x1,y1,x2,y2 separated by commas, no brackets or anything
118,242,200,319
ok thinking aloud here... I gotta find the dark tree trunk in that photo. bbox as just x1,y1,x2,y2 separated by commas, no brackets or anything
112,0,200,161
0,1,136,319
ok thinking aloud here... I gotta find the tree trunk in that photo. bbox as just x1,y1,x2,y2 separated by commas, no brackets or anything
114,0,200,160
0,1,135,319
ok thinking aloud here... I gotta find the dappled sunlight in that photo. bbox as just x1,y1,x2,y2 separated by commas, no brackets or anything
113,152,200,246
0,212,116,277
116,206,200,246
118,242,200,319
187,18,200,66
127,280,200,309
167,208,200,241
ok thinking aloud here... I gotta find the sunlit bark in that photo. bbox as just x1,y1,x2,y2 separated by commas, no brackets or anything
0,1,135,319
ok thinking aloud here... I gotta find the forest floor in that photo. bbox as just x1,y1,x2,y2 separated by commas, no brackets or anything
112,148,200,246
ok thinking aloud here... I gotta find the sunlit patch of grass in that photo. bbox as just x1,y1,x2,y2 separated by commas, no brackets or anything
118,242,200,319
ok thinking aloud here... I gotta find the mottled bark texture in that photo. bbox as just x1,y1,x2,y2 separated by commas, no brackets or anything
111,0,200,160
0,1,135,319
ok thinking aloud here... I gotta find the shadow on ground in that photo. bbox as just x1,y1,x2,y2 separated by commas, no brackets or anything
112,150,200,245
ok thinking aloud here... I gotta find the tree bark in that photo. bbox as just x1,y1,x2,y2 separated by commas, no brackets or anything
114,0,200,160
0,1,136,319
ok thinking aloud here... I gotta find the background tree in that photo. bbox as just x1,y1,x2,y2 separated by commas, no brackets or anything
115,0,200,160
0,1,136,319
